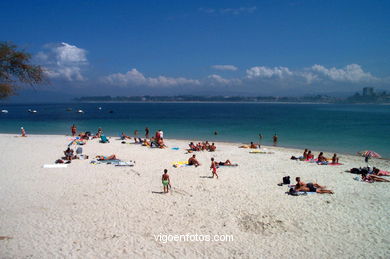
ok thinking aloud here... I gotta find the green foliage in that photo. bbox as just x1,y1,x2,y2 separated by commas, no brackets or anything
0,42,45,99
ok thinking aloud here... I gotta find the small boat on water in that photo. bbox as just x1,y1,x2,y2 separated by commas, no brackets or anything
1,110,8,113
98,107,102,110
66,108,72,112
28,109,37,113
77,110,84,113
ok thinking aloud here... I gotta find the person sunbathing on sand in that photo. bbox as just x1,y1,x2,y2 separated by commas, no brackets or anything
210,158,219,179
373,167,390,176
96,154,117,160
361,173,390,182
295,177,334,194
218,160,233,166
121,132,131,140
188,155,201,167
331,153,339,164
250,142,258,149
162,169,171,193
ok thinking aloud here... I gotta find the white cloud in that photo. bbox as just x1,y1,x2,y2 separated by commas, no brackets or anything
208,74,241,85
36,42,88,81
245,64,377,85
211,65,238,71
246,66,293,79
310,64,376,82
103,68,200,87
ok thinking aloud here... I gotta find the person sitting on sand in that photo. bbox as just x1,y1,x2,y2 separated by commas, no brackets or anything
64,147,74,161
189,142,199,151
317,152,328,162
157,138,166,148
210,158,219,179
96,154,117,160
188,154,201,167
361,173,390,182
162,169,171,193
295,177,334,194
209,143,216,152
303,149,308,160
331,153,339,164
21,127,26,137
307,150,314,160
250,142,258,149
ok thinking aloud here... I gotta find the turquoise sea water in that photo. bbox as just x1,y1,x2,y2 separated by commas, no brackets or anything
0,102,389,158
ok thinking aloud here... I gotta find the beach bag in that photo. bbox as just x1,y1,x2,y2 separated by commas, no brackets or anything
283,176,290,185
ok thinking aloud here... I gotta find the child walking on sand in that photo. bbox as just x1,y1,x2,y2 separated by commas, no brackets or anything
210,158,219,179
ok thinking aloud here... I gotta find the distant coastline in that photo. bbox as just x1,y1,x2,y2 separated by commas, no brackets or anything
73,87,390,104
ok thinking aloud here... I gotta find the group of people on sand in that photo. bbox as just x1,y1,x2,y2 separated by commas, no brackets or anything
121,129,167,149
188,141,216,152
300,149,340,165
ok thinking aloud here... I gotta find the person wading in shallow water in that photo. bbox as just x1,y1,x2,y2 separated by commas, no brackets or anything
273,134,278,146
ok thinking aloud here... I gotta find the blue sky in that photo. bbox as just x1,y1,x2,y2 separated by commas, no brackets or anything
2,0,390,99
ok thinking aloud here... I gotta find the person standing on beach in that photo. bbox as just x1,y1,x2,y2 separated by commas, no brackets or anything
162,169,171,193
71,124,77,136
273,134,278,146
210,158,219,179
259,133,263,143
145,127,149,139
21,127,26,137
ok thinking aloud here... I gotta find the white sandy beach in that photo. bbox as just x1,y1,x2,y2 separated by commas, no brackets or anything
0,133,390,258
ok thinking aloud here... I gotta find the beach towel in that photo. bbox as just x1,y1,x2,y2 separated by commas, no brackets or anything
218,164,239,167
115,161,135,167
43,164,68,168
329,163,344,166
172,161,190,168
171,147,180,150
249,150,274,154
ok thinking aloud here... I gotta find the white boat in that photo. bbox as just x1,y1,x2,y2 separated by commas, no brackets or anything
98,107,102,110
1,110,8,113
77,110,84,113
28,109,37,113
